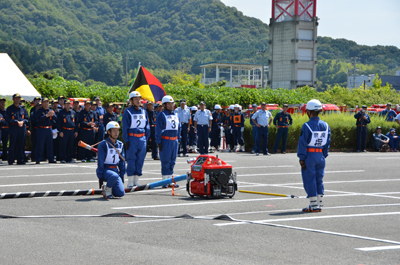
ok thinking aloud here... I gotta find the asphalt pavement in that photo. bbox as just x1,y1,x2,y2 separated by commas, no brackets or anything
0,151,399,264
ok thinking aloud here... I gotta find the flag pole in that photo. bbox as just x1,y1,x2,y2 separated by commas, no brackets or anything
118,62,141,122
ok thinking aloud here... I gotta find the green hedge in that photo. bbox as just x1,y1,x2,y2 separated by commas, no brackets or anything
244,113,399,151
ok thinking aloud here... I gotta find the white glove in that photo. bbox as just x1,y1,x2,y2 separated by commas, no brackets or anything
230,129,233,134
241,127,244,133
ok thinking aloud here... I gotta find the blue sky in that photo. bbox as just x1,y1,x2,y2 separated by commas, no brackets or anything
220,0,400,48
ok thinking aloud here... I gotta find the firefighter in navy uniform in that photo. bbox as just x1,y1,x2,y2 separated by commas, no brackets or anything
221,107,232,151
6,93,29,165
0,111,5,163
230,104,245,152
94,96,106,142
35,98,57,164
146,101,159,160
104,102,118,140
91,101,100,150
50,99,60,161
57,100,78,163
354,105,371,152
188,106,198,153
72,100,82,159
155,96,181,188
122,91,150,188
97,121,126,199
272,104,293,154
210,104,222,151
297,99,331,212
0,97,9,161
78,101,96,162
20,99,31,162
29,97,41,162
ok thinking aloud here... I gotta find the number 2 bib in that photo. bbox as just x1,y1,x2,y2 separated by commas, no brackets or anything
129,109,146,129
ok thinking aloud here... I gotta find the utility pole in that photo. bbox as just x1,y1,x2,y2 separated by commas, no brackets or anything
350,57,360,88
255,45,266,88
125,52,134,87
56,58,64,78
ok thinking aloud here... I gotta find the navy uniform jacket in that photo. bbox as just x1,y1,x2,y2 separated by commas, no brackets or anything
230,112,245,128
354,111,371,126
79,109,96,130
35,107,57,128
0,108,8,128
211,111,222,128
0,113,6,127
250,112,257,126
146,109,157,128
221,114,230,128
104,112,118,130
56,109,78,132
92,110,100,128
273,111,293,127
380,109,397,122
95,106,106,127
6,104,29,128
30,107,39,130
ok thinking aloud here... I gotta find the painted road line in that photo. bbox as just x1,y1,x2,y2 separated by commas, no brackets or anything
0,178,160,187
239,170,365,177
215,212,400,226
355,245,400,251
112,197,289,210
0,165,77,171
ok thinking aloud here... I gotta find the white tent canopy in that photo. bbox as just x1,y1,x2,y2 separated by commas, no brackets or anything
0,53,41,101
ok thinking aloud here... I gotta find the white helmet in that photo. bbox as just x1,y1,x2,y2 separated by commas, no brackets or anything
214,104,221,110
129,91,141,99
191,106,198,111
229,105,235,110
162,95,174,104
306,99,323,111
106,121,120,131
234,104,240,109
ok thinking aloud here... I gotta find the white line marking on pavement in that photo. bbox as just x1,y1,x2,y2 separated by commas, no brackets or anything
0,178,160,187
240,170,364,177
214,212,400,226
0,165,76,171
376,157,400,160
112,197,289,210
355,245,400,251
0,173,95,178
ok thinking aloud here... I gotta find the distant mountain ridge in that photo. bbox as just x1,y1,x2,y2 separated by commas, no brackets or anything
0,0,399,88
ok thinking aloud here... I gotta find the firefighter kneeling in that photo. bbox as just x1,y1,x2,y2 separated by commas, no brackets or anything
97,121,126,199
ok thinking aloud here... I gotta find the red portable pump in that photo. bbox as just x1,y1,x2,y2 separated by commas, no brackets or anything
186,155,237,198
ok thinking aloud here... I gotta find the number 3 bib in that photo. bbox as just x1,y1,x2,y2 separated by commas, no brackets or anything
164,113,179,131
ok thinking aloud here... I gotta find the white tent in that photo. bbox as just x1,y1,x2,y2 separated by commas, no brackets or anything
0,53,41,101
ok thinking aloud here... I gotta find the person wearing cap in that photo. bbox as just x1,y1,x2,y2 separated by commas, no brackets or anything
193,101,213,155
272,103,293,154
386,128,399,152
122,91,150,188
57,96,65,110
78,100,97,162
104,103,118,139
297,99,331,213
210,104,222,151
155,95,181,187
176,99,191,157
34,98,57,164
73,100,83,113
145,101,159,160
56,99,78,163
6,94,29,165
97,121,126,199
370,126,389,151
72,100,82,159
221,107,232,152
251,102,273,155
91,101,101,145
188,106,198,153
0,109,5,163
249,104,259,154
379,103,396,122
94,96,106,142
230,104,246,152
29,99,43,162
0,97,9,161
50,99,60,161
115,105,122,125
354,105,370,152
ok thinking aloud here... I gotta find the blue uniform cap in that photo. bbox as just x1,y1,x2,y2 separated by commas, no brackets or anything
94,96,101,101
390,128,396,132
12,93,21,98
252,104,257,108
0,97,6,102
65,99,71,104
199,101,205,105
58,95,65,100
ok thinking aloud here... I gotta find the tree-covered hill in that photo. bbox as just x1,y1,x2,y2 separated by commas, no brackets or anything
0,0,399,88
